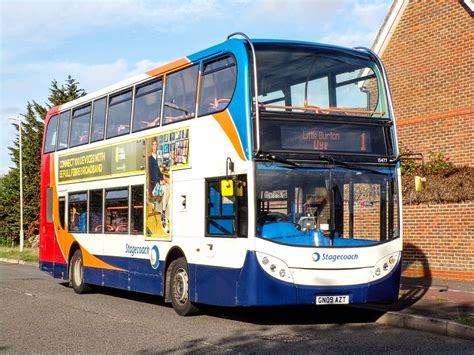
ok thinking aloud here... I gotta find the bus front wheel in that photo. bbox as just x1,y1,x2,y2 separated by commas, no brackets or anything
169,257,199,316
70,249,90,294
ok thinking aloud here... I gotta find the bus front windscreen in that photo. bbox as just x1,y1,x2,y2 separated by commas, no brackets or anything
254,43,388,118
256,165,399,247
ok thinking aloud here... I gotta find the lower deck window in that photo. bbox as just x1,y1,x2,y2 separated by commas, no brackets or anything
131,185,144,234
105,188,129,233
89,189,103,233
68,192,87,233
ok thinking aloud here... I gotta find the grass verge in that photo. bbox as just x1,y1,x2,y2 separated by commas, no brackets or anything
454,316,474,327
0,246,39,262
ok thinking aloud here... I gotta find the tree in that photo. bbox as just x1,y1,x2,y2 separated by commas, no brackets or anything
0,76,86,245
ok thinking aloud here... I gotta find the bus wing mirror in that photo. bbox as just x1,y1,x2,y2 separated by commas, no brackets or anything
236,180,244,197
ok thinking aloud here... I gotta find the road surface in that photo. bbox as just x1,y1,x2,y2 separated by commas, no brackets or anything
0,262,472,353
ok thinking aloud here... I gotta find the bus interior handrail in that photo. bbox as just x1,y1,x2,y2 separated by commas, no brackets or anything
259,103,385,116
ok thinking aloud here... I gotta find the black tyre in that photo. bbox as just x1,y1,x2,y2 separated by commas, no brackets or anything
70,249,91,294
169,257,199,316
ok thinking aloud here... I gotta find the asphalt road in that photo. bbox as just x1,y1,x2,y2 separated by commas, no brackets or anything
1,262,472,354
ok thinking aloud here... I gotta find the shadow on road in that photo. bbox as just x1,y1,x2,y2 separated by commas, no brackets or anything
60,280,385,326
378,242,432,312
57,243,435,326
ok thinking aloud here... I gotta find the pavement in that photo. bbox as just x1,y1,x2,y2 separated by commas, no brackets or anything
363,276,474,341
1,257,473,341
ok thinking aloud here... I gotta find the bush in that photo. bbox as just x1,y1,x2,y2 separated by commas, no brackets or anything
425,152,455,175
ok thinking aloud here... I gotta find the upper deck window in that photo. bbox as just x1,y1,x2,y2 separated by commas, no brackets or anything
163,65,199,125
132,79,163,132
254,43,388,118
107,89,132,138
91,98,106,142
44,114,58,153
198,56,236,116
57,110,71,150
70,104,91,147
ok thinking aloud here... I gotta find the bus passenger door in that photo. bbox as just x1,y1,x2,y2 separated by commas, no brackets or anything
196,175,249,305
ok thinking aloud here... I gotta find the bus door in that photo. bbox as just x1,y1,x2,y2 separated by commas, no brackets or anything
194,175,248,303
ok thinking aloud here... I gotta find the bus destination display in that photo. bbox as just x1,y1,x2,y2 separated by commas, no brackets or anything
281,125,372,153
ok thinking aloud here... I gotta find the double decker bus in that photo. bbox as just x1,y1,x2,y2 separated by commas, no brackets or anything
39,33,402,316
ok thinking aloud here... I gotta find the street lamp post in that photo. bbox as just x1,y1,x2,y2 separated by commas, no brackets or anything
8,115,24,252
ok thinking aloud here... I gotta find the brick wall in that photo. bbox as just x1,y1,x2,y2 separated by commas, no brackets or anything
402,202,474,281
381,0,474,166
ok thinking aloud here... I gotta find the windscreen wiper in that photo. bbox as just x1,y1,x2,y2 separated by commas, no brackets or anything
315,154,390,176
255,153,301,168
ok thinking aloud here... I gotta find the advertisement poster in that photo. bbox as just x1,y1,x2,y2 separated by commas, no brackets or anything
58,140,145,183
145,127,190,239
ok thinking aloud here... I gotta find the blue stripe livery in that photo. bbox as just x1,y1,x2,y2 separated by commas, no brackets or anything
41,252,400,306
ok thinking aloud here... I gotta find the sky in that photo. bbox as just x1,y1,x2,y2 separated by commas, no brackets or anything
0,0,392,175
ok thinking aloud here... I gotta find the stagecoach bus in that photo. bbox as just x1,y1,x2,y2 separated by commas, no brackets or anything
39,33,402,316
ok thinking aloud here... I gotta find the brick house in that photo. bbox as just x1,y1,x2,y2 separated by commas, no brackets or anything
372,0,473,281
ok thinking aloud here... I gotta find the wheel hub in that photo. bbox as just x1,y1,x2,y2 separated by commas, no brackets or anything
173,268,188,304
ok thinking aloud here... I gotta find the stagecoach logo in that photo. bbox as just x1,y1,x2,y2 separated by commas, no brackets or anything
312,252,359,262
150,245,160,269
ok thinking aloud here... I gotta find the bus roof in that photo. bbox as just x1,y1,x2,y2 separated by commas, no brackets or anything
45,37,372,120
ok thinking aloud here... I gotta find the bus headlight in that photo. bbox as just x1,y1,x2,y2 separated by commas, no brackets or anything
256,252,294,283
371,252,400,281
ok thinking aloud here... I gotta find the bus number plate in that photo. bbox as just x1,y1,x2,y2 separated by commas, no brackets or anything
315,295,349,305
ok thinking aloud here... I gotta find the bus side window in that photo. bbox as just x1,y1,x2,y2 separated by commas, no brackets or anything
70,104,92,147
57,110,71,150
58,196,65,230
46,188,53,223
132,79,163,132
43,114,58,153
198,56,236,116
91,97,106,142
68,192,87,233
105,188,129,233
206,175,247,237
89,189,103,233
163,65,199,124
107,89,133,139
131,185,144,234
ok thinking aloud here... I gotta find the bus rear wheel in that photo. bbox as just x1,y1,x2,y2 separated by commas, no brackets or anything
70,249,90,294
169,257,199,316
